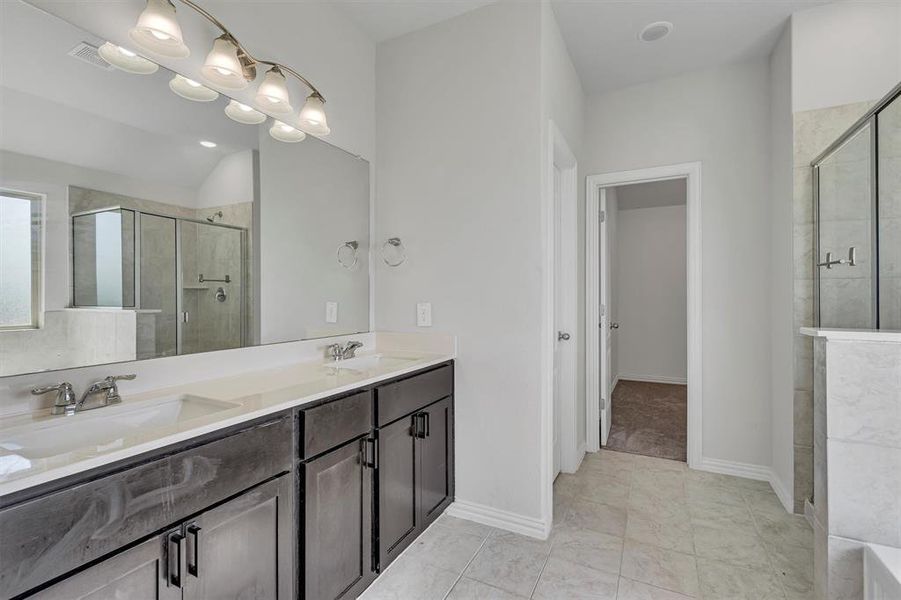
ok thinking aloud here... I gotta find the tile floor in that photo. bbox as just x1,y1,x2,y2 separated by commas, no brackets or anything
359,450,814,600
606,381,687,462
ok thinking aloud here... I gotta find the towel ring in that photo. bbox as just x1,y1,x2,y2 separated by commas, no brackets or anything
337,240,359,270
381,237,406,267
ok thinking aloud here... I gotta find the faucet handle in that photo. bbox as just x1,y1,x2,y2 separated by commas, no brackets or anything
107,374,137,383
32,382,76,415
104,374,136,403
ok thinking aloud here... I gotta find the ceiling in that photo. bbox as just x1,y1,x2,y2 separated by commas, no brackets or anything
332,0,494,42
552,0,827,95
615,179,686,210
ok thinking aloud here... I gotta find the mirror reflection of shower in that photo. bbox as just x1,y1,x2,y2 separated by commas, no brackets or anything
72,206,246,359
206,210,224,223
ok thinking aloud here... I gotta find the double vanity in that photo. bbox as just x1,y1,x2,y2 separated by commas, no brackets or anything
0,346,455,599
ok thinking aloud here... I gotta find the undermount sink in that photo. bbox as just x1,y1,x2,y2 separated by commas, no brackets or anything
0,395,241,460
324,354,418,372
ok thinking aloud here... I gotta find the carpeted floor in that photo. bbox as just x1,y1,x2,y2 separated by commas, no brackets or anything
604,379,687,462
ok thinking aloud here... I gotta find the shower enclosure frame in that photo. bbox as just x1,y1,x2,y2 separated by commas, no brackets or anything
811,80,901,329
70,205,248,354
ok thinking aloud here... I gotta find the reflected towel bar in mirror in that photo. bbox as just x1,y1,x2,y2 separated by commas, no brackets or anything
198,274,231,283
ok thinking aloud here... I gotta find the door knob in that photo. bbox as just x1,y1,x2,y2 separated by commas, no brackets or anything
557,331,571,341
610,322,620,330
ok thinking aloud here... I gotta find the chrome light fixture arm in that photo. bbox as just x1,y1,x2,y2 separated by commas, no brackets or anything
173,0,325,102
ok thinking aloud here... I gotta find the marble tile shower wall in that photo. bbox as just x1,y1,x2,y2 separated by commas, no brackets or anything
812,338,901,600
792,101,876,513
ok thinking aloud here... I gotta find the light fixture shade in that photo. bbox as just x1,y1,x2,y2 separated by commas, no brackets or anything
298,93,330,136
169,74,219,102
269,120,306,143
201,36,249,90
225,100,267,125
98,42,159,74
254,67,293,114
129,0,189,58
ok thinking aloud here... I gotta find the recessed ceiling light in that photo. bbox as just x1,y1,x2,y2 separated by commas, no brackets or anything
199,140,217,148
639,21,673,43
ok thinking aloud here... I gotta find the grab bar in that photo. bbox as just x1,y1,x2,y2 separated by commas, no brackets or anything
198,274,231,283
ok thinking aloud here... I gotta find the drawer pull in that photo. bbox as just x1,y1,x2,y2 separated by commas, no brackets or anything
187,523,201,577
168,531,186,588
361,437,378,469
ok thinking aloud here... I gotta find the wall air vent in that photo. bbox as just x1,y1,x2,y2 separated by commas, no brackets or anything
67,42,114,71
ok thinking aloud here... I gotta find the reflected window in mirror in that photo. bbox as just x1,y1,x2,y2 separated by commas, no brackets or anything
0,190,43,330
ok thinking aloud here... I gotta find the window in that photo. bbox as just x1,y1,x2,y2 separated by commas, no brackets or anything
0,190,43,329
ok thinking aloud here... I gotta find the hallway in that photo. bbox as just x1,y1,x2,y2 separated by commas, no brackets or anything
606,380,687,462
360,451,813,599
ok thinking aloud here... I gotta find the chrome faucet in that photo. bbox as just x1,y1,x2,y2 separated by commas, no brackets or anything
326,340,364,361
31,382,77,416
78,374,136,413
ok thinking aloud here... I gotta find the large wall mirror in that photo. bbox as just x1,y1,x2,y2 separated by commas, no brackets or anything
0,0,371,377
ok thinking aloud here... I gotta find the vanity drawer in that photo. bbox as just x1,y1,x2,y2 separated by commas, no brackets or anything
300,391,372,458
376,365,453,426
0,415,292,599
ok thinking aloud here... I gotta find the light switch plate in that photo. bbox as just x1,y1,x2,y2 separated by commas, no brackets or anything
416,302,432,327
325,301,338,323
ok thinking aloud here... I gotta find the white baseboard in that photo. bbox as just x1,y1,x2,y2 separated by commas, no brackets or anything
694,457,796,514
609,375,620,395
769,471,794,514
446,499,549,540
618,374,688,385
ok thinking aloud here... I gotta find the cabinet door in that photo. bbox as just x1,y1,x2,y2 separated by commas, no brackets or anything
303,438,374,600
183,475,293,600
28,535,179,600
377,414,418,570
418,397,454,527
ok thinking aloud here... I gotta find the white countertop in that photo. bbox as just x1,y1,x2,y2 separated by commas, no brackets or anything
799,327,901,342
0,349,454,498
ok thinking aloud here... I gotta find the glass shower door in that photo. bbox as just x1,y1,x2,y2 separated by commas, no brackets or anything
139,214,178,358
178,221,244,355
878,94,901,328
815,123,875,328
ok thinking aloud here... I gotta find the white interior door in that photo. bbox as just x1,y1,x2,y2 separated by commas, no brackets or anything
598,189,612,446
553,166,563,478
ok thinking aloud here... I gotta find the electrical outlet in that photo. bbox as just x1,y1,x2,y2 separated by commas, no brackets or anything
325,301,338,323
416,302,432,327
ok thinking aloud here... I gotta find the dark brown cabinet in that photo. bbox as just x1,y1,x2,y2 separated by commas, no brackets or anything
31,475,293,600
375,366,454,572
301,437,375,600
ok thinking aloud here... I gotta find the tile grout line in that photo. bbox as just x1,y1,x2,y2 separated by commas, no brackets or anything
743,490,792,600
527,537,554,599
440,529,493,600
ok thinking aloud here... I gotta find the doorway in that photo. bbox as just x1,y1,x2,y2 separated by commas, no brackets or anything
585,162,702,468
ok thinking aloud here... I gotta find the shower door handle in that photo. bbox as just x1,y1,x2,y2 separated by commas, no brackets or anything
181,312,189,323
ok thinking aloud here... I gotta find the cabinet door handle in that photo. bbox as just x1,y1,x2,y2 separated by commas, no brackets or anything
186,523,201,577
424,412,430,437
361,437,378,468
413,413,427,438
167,531,186,588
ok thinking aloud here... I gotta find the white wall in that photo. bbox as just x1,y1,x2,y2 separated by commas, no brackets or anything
375,2,546,525
584,59,773,469
791,2,901,112
196,150,255,210
769,24,795,508
614,204,687,383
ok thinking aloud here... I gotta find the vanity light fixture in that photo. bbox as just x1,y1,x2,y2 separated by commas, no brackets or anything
199,140,217,148
129,0,189,58
201,34,253,90
298,92,330,136
169,74,219,102
224,99,267,125
269,120,306,143
97,42,159,74
127,0,330,138
255,66,293,114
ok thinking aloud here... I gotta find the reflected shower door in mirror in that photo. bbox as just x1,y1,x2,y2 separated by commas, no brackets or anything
878,93,901,329
0,0,370,377
815,124,874,329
